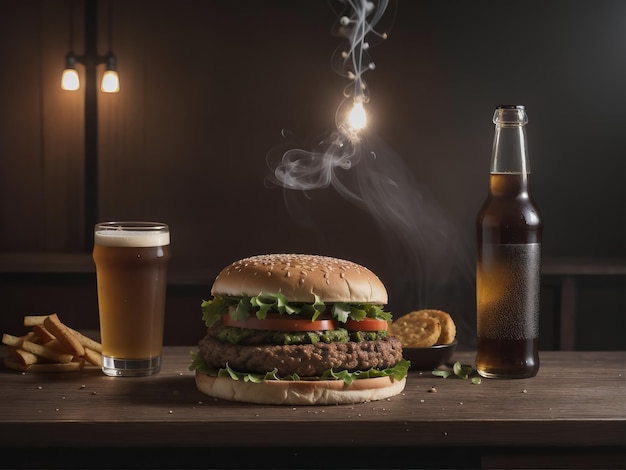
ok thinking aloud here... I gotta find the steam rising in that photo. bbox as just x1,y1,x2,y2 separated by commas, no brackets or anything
271,0,390,192
266,1,475,342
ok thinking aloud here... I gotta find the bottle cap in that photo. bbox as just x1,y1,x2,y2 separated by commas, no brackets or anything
493,105,528,126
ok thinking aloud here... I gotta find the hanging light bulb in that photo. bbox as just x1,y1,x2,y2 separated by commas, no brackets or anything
101,69,119,93
101,53,120,93
61,53,80,91
348,99,367,131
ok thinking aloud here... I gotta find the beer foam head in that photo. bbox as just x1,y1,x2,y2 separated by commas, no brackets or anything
95,228,170,247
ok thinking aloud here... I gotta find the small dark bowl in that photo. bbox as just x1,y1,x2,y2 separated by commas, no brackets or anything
403,340,458,370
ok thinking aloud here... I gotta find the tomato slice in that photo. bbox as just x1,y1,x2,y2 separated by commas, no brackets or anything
222,313,336,331
344,318,389,332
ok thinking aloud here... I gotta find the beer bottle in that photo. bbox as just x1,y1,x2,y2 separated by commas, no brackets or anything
475,105,542,379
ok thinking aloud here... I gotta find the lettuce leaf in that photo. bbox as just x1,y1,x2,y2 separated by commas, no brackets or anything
189,350,215,375
232,296,252,321
201,293,393,329
218,364,301,382
201,297,233,327
250,294,275,319
319,359,410,384
332,303,351,323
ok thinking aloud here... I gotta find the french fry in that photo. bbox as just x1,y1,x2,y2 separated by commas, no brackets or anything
83,347,102,367
43,339,70,353
23,315,49,327
3,313,103,374
21,340,74,364
67,327,103,353
43,314,85,357
29,362,83,372
30,362,83,372
23,331,39,343
10,348,39,366
32,325,56,343
71,356,86,368
2,333,23,348
4,357,83,373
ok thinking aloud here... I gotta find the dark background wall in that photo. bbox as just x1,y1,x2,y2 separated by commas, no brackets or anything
0,0,624,349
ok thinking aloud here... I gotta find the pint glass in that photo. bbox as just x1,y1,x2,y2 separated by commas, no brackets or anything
93,222,171,376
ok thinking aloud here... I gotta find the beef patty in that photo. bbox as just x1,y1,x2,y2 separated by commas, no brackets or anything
198,332,403,378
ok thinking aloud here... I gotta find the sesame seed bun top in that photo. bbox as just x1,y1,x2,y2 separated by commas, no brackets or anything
210,254,388,304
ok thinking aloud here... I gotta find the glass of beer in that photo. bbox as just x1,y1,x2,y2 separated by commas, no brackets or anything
93,222,171,377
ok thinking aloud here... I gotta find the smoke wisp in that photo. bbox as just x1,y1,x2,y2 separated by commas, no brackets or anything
266,0,476,343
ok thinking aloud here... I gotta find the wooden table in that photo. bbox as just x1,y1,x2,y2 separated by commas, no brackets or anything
1,348,624,469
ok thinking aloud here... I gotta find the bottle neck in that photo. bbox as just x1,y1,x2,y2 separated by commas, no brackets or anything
490,106,530,178
489,172,530,197
491,125,530,176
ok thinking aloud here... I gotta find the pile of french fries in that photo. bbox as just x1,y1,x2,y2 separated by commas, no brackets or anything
2,313,102,373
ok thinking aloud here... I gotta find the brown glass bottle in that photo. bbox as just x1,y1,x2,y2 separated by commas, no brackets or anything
475,105,542,379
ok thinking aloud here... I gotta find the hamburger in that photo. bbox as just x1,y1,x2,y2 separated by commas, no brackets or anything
191,253,409,405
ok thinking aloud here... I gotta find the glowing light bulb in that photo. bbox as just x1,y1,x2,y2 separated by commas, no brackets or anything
101,70,120,93
61,68,80,91
348,100,367,130
101,53,120,93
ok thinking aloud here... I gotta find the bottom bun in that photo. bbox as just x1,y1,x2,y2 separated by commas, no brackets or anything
195,371,407,406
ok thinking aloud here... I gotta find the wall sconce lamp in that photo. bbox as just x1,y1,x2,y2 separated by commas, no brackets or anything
61,53,80,91
101,52,120,93
61,0,120,250
61,0,120,94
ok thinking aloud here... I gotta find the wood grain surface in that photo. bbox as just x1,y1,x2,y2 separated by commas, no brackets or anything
1,348,624,450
